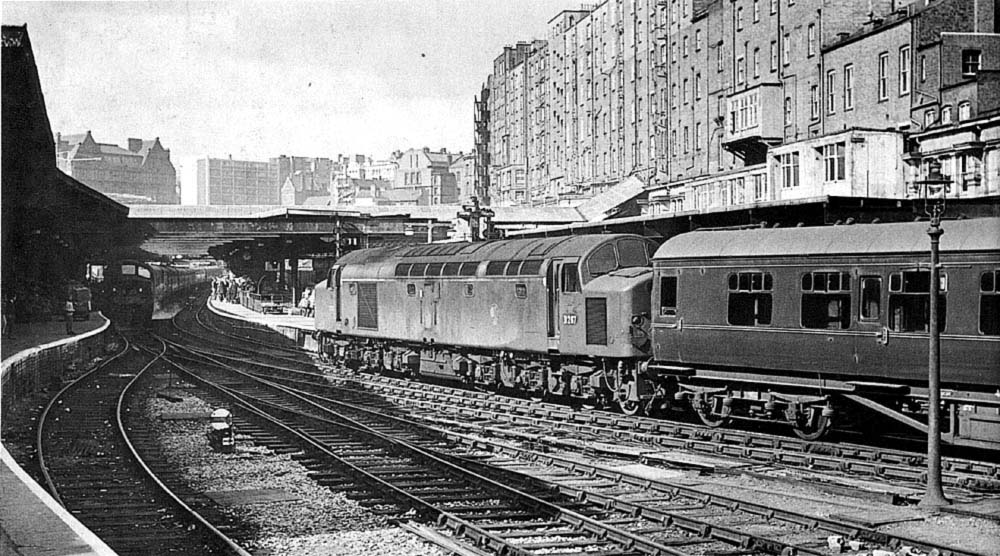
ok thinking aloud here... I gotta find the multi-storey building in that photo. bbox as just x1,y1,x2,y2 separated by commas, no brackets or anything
482,0,998,212
393,147,461,205
195,156,279,205
272,155,332,205
55,131,178,204
449,153,477,202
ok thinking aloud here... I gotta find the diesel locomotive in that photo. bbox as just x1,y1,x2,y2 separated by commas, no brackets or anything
104,260,222,326
314,218,1000,449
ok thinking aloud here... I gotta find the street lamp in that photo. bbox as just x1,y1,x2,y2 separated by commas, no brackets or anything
915,159,951,509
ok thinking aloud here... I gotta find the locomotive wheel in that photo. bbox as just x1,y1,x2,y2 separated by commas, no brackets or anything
619,400,642,416
792,411,831,441
695,407,730,428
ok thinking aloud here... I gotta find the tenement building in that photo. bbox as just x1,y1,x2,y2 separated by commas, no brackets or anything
55,131,178,204
478,0,999,210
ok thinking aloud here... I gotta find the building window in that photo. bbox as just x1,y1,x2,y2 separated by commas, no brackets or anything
899,46,911,95
924,108,936,127
826,69,836,114
736,55,745,83
889,271,947,333
753,47,760,77
778,151,799,188
962,49,981,75
807,24,816,57
728,271,773,326
671,41,677,63
782,33,790,65
941,105,952,124
683,78,689,103
753,0,760,21
810,85,819,119
717,42,724,71
783,97,792,125
958,101,971,121
695,29,702,51
770,0,777,14
683,35,689,57
801,271,852,329
671,83,678,108
695,122,702,149
695,73,702,99
920,55,927,82
823,142,846,181
737,6,744,30
843,64,854,110
770,41,777,71
683,126,690,152
877,52,889,100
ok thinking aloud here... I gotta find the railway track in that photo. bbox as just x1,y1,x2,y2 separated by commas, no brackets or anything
156,321,984,556
179,304,1000,500
36,332,250,556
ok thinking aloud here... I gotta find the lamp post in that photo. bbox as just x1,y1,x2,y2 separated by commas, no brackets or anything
915,160,951,509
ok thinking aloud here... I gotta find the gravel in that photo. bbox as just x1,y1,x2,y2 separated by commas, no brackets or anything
142,386,447,556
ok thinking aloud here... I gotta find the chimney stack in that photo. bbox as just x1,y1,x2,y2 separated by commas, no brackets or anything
128,138,143,152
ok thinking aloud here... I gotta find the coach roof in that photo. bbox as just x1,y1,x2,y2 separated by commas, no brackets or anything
653,217,1000,261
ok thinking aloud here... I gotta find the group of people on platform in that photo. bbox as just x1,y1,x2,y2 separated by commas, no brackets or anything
2,281,89,337
211,274,254,304
297,287,315,317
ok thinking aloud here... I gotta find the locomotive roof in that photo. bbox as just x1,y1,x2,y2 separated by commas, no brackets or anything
337,234,647,268
653,217,1000,260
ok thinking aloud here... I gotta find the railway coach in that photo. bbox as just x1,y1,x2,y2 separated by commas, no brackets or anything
315,234,658,404
642,217,1000,448
104,259,222,326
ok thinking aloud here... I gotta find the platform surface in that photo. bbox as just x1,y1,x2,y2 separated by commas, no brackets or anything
208,299,315,332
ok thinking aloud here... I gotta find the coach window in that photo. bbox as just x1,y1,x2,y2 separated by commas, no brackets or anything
505,261,523,276
561,263,581,293
442,262,461,276
588,244,618,277
394,263,412,277
727,271,773,326
888,270,947,332
520,259,543,275
801,271,851,329
660,276,678,316
860,276,881,320
980,270,1000,335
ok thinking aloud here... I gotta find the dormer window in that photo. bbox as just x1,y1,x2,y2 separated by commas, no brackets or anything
962,50,981,76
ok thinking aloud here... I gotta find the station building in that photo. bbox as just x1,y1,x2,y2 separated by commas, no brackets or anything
55,131,178,204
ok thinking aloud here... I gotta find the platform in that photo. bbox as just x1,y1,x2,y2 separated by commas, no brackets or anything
1,315,116,556
207,299,315,332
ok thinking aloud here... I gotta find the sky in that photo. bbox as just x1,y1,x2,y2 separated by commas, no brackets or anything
3,1,570,171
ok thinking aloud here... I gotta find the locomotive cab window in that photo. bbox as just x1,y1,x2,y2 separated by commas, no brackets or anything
561,263,581,293
801,271,851,329
727,271,773,326
617,238,650,268
588,244,618,277
660,276,678,316
137,267,151,279
980,270,1000,336
121,264,136,275
888,270,947,332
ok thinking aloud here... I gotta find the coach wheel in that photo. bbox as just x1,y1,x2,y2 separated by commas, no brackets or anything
619,400,642,416
693,396,730,428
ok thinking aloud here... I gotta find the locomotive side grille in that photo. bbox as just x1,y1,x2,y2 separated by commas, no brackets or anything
357,282,378,329
585,297,608,345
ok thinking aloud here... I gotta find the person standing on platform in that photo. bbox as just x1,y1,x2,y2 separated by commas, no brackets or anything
63,298,75,334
